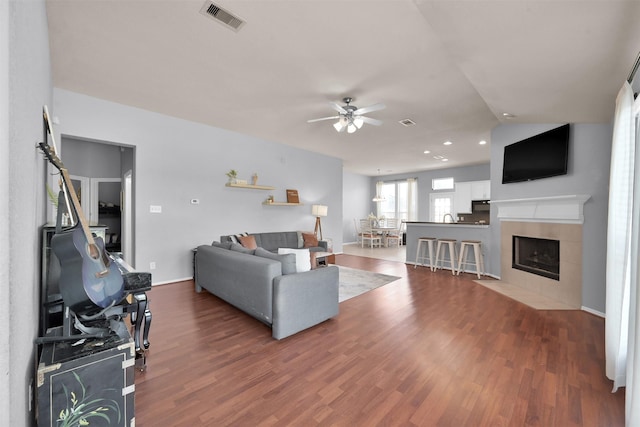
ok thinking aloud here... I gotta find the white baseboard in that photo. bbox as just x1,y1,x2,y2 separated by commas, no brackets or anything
152,277,194,286
582,306,605,318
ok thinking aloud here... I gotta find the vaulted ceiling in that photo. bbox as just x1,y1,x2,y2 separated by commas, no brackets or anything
45,0,640,176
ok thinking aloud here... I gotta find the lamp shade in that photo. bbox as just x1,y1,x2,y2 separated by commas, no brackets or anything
312,204,328,217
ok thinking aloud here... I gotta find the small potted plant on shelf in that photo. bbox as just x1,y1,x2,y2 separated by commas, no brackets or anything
266,195,274,204
226,169,238,184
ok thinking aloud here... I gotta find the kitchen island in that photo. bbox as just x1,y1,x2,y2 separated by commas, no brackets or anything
405,221,492,273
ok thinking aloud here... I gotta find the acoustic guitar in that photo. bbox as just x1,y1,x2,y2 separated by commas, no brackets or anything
39,141,124,314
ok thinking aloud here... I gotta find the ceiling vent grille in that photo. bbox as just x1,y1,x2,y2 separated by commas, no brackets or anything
199,1,245,32
399,119,416,127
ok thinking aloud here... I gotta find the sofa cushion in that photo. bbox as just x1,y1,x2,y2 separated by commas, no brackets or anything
238,235,258,249
230,242,255,255
254,247,297,275
278,248,311,273
301,232,318,248
211,241,233,250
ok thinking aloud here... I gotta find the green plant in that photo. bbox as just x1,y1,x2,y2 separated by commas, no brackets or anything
46,183,59,208
226,169,238,179
56,372,122,427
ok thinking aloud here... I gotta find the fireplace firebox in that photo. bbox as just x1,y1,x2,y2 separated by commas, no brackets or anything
512,235,560,281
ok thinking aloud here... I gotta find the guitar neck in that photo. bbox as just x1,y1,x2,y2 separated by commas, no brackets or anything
59,167,96,246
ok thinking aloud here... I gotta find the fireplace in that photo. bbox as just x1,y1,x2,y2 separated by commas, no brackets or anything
512,235,560,281
491,195,589,309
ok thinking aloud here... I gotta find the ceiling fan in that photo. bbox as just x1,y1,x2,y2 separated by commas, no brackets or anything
307,97,385,133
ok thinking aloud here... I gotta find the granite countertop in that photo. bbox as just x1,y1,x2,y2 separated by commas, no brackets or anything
406,221,490,227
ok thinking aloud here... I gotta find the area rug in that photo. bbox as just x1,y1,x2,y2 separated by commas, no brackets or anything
338,266,401,302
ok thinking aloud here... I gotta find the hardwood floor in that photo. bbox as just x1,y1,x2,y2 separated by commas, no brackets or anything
134,254,624,426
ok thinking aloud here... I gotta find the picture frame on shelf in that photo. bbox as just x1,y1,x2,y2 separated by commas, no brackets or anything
286,189,299,204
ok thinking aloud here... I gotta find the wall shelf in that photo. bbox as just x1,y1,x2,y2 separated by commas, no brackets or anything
262,202,303,206
226,183,275,190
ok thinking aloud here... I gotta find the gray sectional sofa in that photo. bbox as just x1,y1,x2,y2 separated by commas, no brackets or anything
195,231,339,339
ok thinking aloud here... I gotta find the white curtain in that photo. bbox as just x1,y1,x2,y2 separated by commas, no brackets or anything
606,81,635,390
605,81,640,425
407,178,417,221
375,180,384,217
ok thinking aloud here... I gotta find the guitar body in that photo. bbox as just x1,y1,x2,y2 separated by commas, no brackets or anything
51,227,124,313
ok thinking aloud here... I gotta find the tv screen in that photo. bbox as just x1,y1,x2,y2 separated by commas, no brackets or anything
502,124,570,184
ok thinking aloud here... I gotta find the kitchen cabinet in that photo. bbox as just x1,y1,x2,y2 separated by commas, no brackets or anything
454,182,472,215
471,180,491,200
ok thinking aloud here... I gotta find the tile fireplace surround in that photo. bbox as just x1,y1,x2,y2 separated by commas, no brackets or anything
490,195,590,309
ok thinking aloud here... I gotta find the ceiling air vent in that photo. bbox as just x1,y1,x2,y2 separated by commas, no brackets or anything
399,119,416,127
199,1,246,32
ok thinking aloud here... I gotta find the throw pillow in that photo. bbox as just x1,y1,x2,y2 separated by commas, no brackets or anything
278,248,311,273
301,232,318,248
254,247,297,275
230,242,255,255
238,235,258,249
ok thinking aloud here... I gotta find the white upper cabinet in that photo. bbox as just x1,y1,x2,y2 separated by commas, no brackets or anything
471,180,491,200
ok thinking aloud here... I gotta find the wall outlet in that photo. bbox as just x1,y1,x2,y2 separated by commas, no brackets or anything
149,205,162,213
149,261,156,270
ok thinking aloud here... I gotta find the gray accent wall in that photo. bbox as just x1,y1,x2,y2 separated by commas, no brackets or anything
489,123,612,313
53,89,344,284
4,0,51,425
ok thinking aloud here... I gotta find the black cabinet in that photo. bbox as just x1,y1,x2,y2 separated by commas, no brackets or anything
36,328,135,426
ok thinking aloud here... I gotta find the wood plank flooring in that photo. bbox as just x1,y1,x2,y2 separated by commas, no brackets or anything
134,254,624,426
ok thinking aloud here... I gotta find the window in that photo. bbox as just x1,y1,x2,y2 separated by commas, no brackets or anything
430,192,454,222
432,177,454,191
375,179,417,221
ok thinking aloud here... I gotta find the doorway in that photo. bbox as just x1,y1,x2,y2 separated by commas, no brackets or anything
60,137,135,264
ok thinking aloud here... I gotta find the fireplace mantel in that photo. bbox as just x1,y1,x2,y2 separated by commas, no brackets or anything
490,194,591,224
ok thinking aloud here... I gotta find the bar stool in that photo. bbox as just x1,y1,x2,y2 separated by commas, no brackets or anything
435,238,457,274
456,240,485,279
414,237,436,271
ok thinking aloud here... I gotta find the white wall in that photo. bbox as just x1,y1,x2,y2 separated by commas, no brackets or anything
342,171,371,243
53,89,344,283
4,0,51,425
489,123,612,313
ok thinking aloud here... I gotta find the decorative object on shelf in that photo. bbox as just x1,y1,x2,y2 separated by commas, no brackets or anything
252,173,258,186
312,204,328,240
286,189,300,204
226,169,238,184
266,195,274,204
235,179,248,185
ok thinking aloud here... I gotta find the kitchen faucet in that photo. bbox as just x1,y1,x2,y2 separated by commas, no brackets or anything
443,213,456,223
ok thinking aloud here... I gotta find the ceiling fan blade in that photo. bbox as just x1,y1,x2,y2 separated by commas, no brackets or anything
307,115,340,123
353,103,385,115
359,116,383,126
330,102,347,114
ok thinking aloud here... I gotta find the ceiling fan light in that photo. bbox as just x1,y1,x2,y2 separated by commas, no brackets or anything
353,117,364,129
333,120,344,132
347,123,357,133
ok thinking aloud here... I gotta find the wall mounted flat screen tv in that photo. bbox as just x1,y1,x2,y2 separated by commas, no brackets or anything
502,124,570,184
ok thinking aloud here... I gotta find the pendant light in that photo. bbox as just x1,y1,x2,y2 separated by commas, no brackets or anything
372,169,386,202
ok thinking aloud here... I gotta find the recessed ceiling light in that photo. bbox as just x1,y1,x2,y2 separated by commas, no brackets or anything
433,155,444,160
502,112,516,119
423,150,431,154
443,141,452,145
399,119,416,127
479,140,487,145
442,158,449,162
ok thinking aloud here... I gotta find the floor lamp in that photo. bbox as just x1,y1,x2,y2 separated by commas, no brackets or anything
312,205,328,240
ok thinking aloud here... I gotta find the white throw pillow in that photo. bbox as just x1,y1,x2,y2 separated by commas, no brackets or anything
277,248,311,273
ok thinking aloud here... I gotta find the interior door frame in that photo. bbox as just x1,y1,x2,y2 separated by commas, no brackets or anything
89,177,121,224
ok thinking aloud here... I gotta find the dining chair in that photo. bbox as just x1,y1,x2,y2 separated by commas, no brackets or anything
353,218,364,246
359,219,382,248
384,218,402,248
